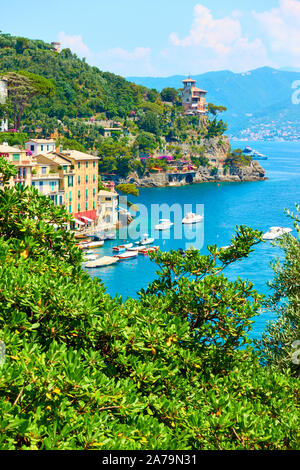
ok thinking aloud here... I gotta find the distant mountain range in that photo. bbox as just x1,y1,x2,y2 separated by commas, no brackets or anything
127,67,300,140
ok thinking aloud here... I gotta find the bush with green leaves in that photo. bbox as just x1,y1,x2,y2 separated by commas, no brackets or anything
0,158,298,450
257,206,300,376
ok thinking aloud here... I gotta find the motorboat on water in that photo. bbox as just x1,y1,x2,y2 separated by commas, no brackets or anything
243,147,268,160
135,234,155,246
139,246,159,255
112,243,133,252
85,256,119,268
116,251,138,260
182,212,204,224
127,245,146,252
154,219,174,231
263,227,292,240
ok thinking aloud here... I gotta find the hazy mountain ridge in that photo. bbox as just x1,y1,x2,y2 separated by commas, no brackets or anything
127,67,300,139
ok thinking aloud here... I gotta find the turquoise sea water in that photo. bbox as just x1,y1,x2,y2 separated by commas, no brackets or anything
86,141,300,339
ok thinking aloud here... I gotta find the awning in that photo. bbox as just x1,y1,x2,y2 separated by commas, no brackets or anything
74,219,85,226
81,216,94,223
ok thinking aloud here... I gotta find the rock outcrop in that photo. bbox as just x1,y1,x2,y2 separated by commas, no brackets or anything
122,136,267,188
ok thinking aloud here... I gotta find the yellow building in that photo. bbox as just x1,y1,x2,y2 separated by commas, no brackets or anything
59,149,99,223
0,142,34,187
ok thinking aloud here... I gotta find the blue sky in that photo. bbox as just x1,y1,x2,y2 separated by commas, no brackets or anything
1,0,299,76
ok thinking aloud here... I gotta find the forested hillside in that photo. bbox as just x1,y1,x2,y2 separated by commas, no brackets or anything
0,33,149,121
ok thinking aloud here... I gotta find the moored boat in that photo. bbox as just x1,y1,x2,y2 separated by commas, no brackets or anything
263,227,292,240
135,234,155,246
139,246,159,254
79,240,104,249
112,243,133,252
182,212,203,224
85,256,119,268
116,251,138,260
127,245,146,252
154,219,174,231
83,254,98,261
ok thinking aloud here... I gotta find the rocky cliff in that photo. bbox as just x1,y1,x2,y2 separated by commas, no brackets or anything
123,136,266,188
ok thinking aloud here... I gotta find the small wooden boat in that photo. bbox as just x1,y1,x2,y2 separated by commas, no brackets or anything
116,251,138,260
79,240,104,249
85,256,119,268
112,243,133,252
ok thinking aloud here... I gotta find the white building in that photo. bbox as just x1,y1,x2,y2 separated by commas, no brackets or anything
0,79,8,132
25,139,56,156
97,190,119,229
31,154,64,206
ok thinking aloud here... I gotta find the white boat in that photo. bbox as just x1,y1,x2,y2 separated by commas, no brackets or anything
127,245,146,252
154,219,174,231
243,147,268,160
85,256,119,268
83,254,98,261
135,234,155,246
116,251,138,260
263,227,292,240
112,243,133,252
182,213,204,224
79,240,104,249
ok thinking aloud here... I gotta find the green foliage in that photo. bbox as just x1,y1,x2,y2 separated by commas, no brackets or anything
226,149,252,167
206,118,227,138
145,157,167,171
2,70,55,130
138,111,160,135
257,205,300,376
0,132,28,147
0,168,298,449
207,103,227,116
134,131,157,154
160,87,179,103
0,33,147,124
56,138,87,153
116,183,139,198
0,156,17,184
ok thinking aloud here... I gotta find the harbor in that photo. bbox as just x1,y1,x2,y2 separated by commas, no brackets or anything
85,140,300,340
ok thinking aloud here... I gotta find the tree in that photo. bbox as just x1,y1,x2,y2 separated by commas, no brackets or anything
207,103,227,116
161,87,179,103
2,71,55,130
0,156,17,184
0,158,298,449
257,205,300,376
134,131,157,154
116,183,139,198
206,118,227,138
138,111,160,135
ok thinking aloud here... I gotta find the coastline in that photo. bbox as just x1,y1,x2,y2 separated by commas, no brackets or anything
123,160,267,188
